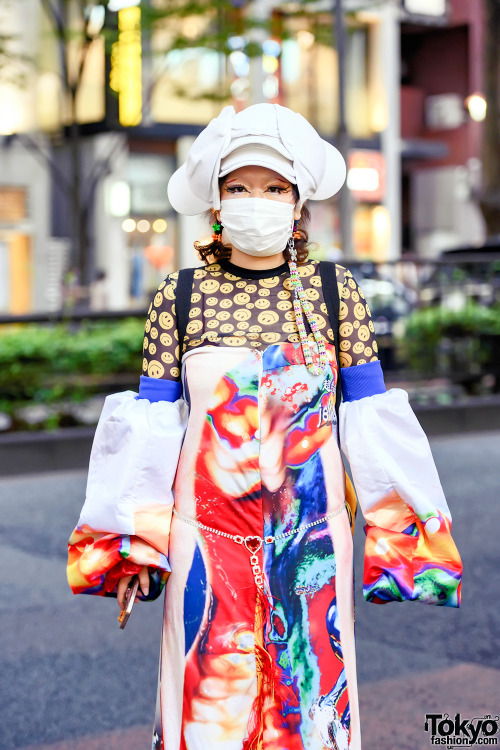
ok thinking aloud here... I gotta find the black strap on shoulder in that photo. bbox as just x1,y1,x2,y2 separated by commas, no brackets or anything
175,266,196,360
319,261,342,425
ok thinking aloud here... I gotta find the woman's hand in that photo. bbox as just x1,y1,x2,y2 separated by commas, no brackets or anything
117,566,150,609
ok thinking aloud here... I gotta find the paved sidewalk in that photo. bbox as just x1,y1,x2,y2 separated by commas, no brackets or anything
19,662,500,750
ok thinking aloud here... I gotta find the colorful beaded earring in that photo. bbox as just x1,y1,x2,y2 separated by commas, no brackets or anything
288,220,328,376
212,220,222,242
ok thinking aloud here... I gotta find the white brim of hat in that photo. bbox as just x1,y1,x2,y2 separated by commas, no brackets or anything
167,132,347,216
219,143,296,183
311,141,347,201
167,163,210,216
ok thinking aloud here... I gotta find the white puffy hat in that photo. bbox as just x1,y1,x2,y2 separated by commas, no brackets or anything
167,103,346,215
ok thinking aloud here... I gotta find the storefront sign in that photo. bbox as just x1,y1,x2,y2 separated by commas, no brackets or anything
347,151,385,203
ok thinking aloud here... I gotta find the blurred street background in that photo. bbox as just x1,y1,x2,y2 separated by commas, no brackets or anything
0,0,499,748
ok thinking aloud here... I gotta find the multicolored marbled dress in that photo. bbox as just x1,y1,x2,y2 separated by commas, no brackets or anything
67,258,463,750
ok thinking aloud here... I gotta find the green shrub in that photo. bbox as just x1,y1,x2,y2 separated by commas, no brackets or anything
0,317,144,407
400,302,500,374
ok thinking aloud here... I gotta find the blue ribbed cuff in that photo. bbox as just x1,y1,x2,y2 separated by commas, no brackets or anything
136,375,182,403
341,360,386,402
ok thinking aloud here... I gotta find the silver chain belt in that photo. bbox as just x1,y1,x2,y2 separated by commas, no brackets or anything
172,502,347,588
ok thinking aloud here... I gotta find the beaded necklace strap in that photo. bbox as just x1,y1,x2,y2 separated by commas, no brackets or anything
287,232,329,376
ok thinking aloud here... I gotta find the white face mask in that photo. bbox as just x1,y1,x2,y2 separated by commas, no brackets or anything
219,198,295,257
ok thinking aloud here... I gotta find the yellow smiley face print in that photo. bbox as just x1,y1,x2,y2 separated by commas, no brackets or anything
261,331,281,343
297,264,314,277
339,301,348,321
234,292,251,305
207,319,219,329
236,280,247,288
364,347,372,357
222,335,247,346
259,276,279,288
340,340,351,351
353,302,366,319
258,288,270,297
200,279,220,294
142,357,148,372
143,336,149,350
191,292,201,303
285,310,295,322
206,296,218,306
310,276,321,287
255,298,270,309
154,292,164,307
224,272,239,281
186,320,202,334
160,332,172,347
352,341,364,354
341,286,351,299
161,351,174,364
258,310,279,326
312,314,326,329
159,312,174,330
163,284,175,301
189,307,201,319
248,325,262,333
149,327,158,340
237,321,249,330
277,299,292,311
204,308,216,318
234,308,251,321
277,289,291,299
246,284,257,293
339,352,352,367
216,310,230,321
220,323,234,334
282,321,297,334
220,283,234,294
193,268,207,279
358,325,370,342
306,288,319,301
220,298,233,309
170,367,180,378
145,319,151,333
147,360,165,377
287,332,300,343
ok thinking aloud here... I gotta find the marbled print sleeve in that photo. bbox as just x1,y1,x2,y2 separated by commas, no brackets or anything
141,272,182,383
335,266,379,369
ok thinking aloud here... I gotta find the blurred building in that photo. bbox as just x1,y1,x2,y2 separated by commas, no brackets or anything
0,0,488,313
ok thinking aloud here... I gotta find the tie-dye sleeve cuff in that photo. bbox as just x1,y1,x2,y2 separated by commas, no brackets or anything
67,528,171,599
339,380,463,607
67,390,188,597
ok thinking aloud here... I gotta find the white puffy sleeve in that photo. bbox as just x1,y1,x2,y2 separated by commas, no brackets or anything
67,382,188,600
339,360,462,607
